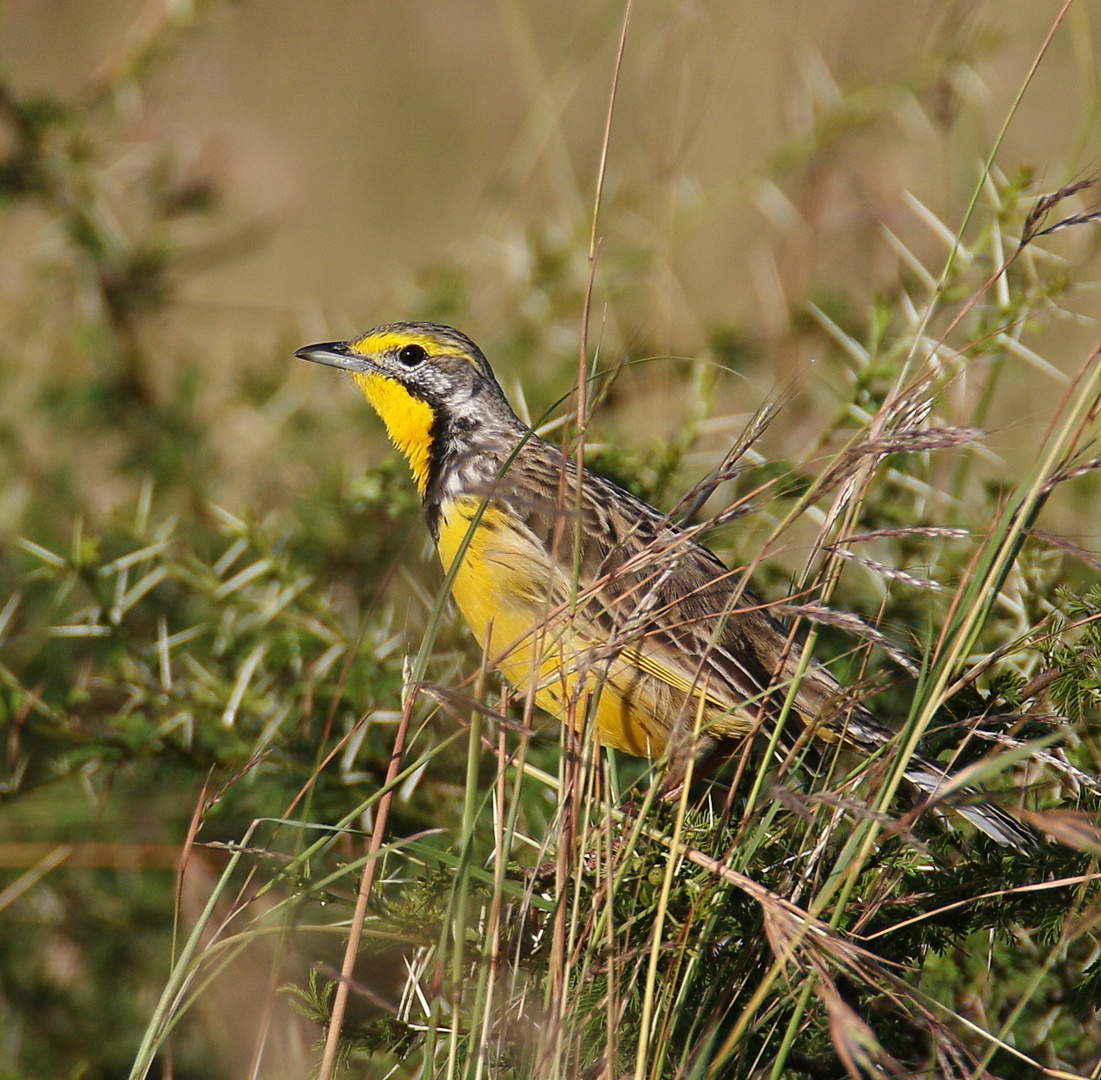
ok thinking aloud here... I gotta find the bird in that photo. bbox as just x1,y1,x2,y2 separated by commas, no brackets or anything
296,321,1033,849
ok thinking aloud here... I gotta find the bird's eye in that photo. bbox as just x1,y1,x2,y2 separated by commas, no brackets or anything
398,343,428,367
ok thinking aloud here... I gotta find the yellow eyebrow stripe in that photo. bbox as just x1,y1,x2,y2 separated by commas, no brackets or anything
348,329,479,365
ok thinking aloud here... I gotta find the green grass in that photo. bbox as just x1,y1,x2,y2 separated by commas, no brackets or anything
1,3,1101,1079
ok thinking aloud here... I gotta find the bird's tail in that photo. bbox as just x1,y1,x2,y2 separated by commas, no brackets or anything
838,704,1036,849
902,754,1036,850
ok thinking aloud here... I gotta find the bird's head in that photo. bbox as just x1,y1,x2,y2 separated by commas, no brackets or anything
296,322,517,494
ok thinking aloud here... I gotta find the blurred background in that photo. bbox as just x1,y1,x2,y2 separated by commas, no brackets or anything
2,0,1098,523
0,1,1099,1076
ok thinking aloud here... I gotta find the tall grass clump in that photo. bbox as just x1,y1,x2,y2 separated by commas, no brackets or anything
1,3,1100,1080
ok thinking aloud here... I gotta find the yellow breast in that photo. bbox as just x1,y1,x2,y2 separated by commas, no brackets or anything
434,497,679,757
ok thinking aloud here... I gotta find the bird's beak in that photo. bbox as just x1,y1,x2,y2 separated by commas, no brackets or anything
294,341,371,373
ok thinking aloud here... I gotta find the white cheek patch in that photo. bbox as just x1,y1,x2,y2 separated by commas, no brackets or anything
449,382,483,420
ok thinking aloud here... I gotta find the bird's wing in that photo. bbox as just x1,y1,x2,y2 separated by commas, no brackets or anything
502,451,817,738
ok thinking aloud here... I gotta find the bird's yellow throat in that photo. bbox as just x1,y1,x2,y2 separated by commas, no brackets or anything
352,371,435,495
